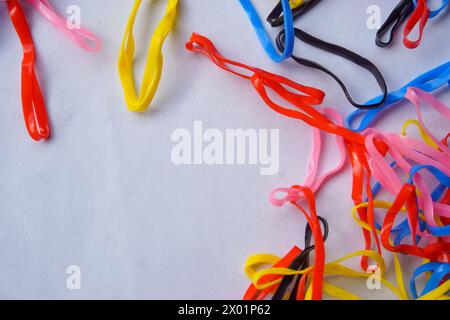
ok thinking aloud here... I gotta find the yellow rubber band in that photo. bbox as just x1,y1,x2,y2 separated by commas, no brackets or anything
118,0,178,112
401,119,439,149
290,0,304,9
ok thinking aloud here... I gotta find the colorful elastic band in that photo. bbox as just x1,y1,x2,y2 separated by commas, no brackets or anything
403,0,430,49
346,61,450,132
276,28,388,109
376,0,415,47
267,0,322,27
118,0,178,112
238,0,294,62
25,0,101,52
6,0,50,141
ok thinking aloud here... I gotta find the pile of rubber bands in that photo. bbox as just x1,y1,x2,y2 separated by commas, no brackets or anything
183,0,450,300
3,0,449,300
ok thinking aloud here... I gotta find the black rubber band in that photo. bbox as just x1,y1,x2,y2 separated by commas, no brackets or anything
276,28,388,109
267,0,323,27
376,0,415,47
272,216,329,300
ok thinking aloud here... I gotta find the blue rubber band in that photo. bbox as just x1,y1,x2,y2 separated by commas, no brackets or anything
410,262,450,299
346,61,450,132
407,165,450,236
413,0,449,18
239,0,294,62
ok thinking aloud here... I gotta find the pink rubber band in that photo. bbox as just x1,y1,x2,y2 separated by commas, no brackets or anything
25,0,101,52
270,107,347,207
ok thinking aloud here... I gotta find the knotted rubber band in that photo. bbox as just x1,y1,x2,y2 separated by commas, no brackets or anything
276,29,388,109
267,0,322,27
238,0,294,62
118,0,178,112
6,0,50,141
24,0,101,52
376,0,415,48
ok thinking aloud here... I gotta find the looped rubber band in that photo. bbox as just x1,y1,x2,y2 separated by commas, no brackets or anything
403,0,430,49
276,29,388,109
25,0,101,52
238,0,294,62
118,0,178,112
346,61,450,132
376,0,415,47
6,0,50,141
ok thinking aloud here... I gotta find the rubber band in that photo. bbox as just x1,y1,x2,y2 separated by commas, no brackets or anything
186,34,450,283
403,0,430,49
276,28,388,109
25,0,101,52
238,0,294,62
413,0,449,18
6,0,50,141
346,61,450,132
118,0,178,112
410,262,450,298
272,216,329,300
267,0,322,27
376,0,415,47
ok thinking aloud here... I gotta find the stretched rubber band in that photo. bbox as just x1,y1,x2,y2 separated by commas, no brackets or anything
346,61,450,132
267,0,322,27
6,0,50,141
118,0,178,112
238,0,294,62
376,0,415,48
276,29,388,109
25,0,101,52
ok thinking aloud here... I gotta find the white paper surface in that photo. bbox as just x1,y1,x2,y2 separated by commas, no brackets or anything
0,0,449,299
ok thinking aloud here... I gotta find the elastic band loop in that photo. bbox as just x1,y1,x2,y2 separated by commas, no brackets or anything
376,0,415,48
239,0,294,62
7,0,50,141
346,61,450,132
413,0,449,18
118,0,178,112
403,0,430,49
276,29,388,109
25,0,101,52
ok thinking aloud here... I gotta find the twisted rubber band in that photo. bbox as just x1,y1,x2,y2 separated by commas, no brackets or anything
238,0,294,62
118,0,178,112
6,0,50,141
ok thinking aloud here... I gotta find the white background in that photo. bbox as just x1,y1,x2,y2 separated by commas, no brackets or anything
0,0,449,299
